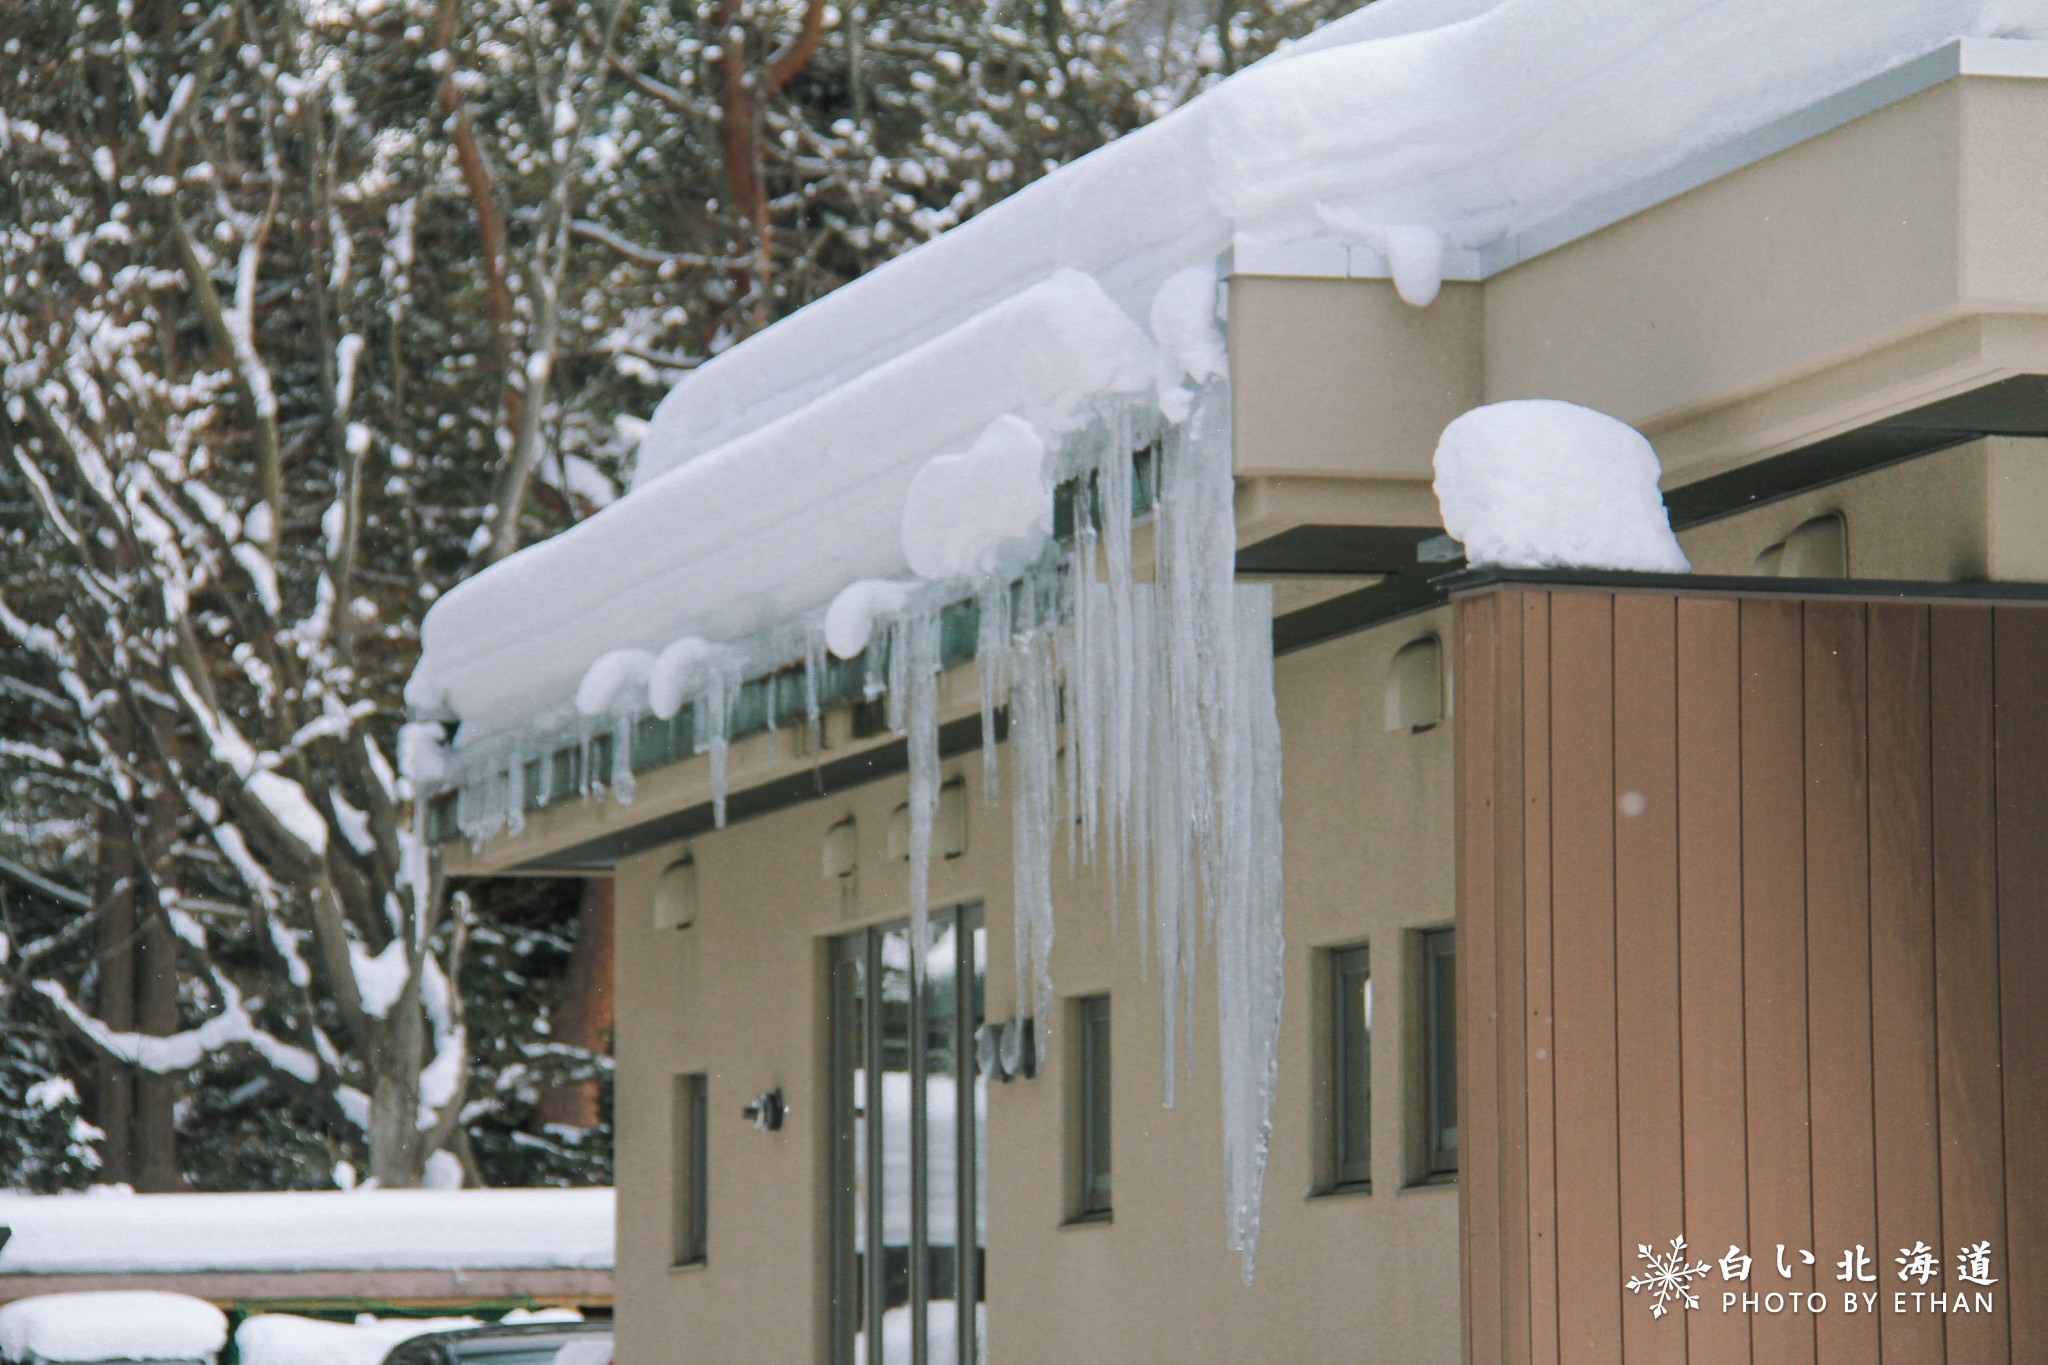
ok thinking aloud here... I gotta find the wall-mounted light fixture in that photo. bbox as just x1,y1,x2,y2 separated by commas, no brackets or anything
742,1088,786,1131
822,817,858,879
975,1018,1038,1082
653,854,697,930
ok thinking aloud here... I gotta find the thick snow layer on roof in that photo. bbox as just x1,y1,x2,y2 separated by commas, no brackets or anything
1434,400,1690,572
412,270,1156,734
0,1189,613,1275
234,1317,478,1365
413,0,2048,738
0,1292,228,1363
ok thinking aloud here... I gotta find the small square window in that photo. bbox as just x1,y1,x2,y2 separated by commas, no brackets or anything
1421,928,1458,1179
1068,994,1112,1221
673,1073,708,1264
1327,944,1372,1190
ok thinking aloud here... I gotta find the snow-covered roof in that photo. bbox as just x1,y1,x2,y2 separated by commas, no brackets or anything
0,1292,228,1364
410,0,2048,743
0,1189,612,1277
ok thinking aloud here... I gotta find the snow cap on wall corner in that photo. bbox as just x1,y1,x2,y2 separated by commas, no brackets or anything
1433,399,1690,574
901,415,1053,582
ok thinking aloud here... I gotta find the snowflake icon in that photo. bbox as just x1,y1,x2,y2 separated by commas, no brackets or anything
1626,1236,1713,1318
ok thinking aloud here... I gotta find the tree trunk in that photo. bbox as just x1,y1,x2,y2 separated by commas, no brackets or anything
537,878,615,1129
133,905,185,1191
90,810,137,1186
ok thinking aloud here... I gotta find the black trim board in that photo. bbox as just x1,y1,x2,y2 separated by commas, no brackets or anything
1256,373,2048,655
1438,565,2048,604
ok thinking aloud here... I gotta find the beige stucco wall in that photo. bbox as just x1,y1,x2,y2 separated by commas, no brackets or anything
612,613,1463,1365
1226,75,2048,516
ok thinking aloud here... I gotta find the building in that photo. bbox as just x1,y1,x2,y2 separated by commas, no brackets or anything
413,4,2048,1361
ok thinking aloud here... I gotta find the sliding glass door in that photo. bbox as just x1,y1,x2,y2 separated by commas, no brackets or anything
831,906,986,1365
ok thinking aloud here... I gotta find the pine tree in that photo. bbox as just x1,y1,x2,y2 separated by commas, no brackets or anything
0,0,1367,1191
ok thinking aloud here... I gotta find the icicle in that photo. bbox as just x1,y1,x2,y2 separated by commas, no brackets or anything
1008,617,1059,1058
610,717,636,804
697,661,743,828
1217,585,1284,1284
804,622,826,755
975,577,1010,800
504,742,526,836
885,610,910,736
900,608,943,978
863,632,887,702
1065,529,1102,860
1097,420,1137,864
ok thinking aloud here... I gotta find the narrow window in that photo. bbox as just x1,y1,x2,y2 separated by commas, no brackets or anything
1421,928,1458,1178
673,1073,708,1264
1069,995,1112,1220
1328,945,1372,1190
831,907,985,1365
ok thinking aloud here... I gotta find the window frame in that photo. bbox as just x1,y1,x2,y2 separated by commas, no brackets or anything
1067,993,1113,1222
672,1072,708,1266
1326,943,1373,1192
1419,926,1458,1181
829,906,985,1365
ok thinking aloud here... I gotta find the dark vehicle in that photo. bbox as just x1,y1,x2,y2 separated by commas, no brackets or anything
380,1321,611,1365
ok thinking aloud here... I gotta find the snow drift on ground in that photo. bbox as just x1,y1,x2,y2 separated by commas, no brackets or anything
1433,400,1690,572
0,1292,227,1363
411,0,2047,739
0,1188,613,1275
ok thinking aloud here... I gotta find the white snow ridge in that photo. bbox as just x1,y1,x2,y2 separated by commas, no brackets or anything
1433,400,1690,573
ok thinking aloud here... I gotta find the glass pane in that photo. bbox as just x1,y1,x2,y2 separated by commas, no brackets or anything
836,944,869,1365
925,916,960,1364
1334,947,1371,1186
1433,936,1458,1163
1083,998,1112,1211
877,925,915,1365
969,917,988,1365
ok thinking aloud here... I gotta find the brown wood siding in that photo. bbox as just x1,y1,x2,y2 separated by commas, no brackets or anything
1456,585,2047,1365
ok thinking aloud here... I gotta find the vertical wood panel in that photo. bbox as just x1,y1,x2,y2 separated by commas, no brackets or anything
1676,597,1750,1365
1547,592,1621,1365
1865,605,1944,1365
1802,602,1877,1362
1613,595,1686,1365
1929,606,2008,1365
1496,592,1533,1365
1739,598,1816,1365
1993,607,2048,1363
1459,589,1504,1365
1523,592,1560,1365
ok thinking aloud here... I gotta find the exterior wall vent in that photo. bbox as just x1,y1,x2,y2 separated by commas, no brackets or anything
888,781,968,860
1754,511,1848,578
822,817,858,879
653,854,698,930
1386,635,1444,734
936,779,968,859
888,802,911,860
